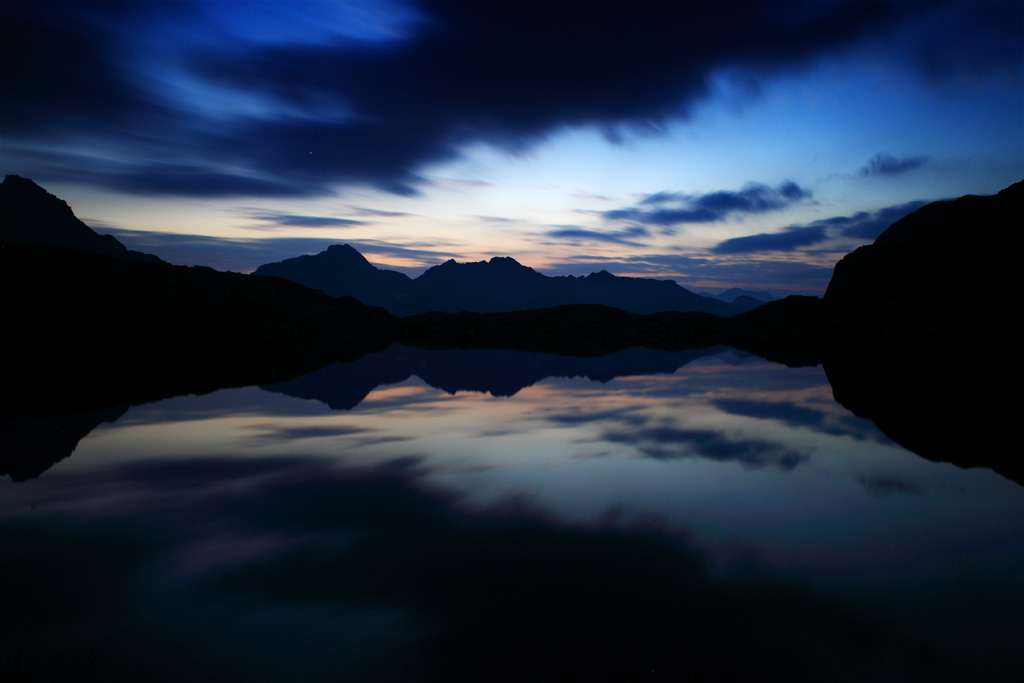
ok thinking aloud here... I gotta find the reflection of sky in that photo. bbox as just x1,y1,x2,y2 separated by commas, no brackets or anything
50,352,1024,583
3,350,1023,680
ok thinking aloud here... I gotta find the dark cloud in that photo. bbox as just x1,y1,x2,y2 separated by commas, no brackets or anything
0,1,920,197
859,153,930,177
604,427,807,470
711,199,930,254
605,182,812,227
713,224,828,254
544,252,834,295
714,399,827,429
544,225,651,246
242,211,366,229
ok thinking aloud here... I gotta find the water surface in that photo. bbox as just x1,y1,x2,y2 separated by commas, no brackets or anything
2,346,1021,681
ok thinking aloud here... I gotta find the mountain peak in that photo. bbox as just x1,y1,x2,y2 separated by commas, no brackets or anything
1,175,160,261
323,243,375,269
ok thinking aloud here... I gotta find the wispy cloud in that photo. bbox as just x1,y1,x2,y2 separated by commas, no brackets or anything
545,225,651,246
859,153,930,177
604,182,812,228
241,210,366,230
711,200,930,254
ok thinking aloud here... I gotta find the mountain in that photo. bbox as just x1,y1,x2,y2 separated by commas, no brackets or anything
256,246,738,317
5,176,1022,483
822,180,1021,337
254,244,413,309
703,287,778,304
0,174,161,261
729,295,767,313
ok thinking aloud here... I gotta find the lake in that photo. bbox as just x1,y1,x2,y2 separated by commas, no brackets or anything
2,345,1022,682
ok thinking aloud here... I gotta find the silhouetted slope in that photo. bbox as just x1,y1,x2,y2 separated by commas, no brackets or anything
2,245,397,416
0,174,161,261
254,244,412,308
822,180,1021,340
254,245,737,317
0,404,128,481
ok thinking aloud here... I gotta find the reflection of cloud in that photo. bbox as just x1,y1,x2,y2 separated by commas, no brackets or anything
1,454,983,681
249,424,380,442
544,408,648,428
605,427,807,470
858,475,921,499
714,399,825,429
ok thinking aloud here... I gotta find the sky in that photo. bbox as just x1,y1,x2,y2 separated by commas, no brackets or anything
2,0,1022,295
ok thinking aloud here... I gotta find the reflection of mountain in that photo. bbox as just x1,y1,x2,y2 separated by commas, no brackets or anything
262,344,726,410
256,245,738,317
0,404,128,481
824,355,1020,485
4,174,1023,484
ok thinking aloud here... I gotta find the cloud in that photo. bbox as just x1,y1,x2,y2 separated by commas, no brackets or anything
545,225,651,246
0,1,922,198
605,182,812,228
240,210,366,230
101,228,447,273
711,199,930,254
713,225,828,254
859,153,930,177
604,426,807,470
544,252,834,294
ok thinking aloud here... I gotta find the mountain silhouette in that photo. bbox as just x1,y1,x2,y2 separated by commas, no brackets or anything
256,246,738,317
4,174,1022,484
254,243,413,309
0,174,161,261
822,180,1021,337
702,287,778,305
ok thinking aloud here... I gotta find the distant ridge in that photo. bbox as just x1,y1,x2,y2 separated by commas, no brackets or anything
256,245,738,317
0,174,161,262
254,243,413,310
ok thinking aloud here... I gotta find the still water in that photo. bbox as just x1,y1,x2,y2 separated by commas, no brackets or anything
2,346,1022,682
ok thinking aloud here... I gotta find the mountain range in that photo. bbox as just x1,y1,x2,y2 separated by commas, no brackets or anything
2,173,1022,483
255,243,739,317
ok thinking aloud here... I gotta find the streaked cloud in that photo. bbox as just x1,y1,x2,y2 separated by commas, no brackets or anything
711,200,931,254
545,226,651,246
859,153,930,178
604,182,812,228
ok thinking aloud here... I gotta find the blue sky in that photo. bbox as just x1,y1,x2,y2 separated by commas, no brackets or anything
2,0,1021,294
